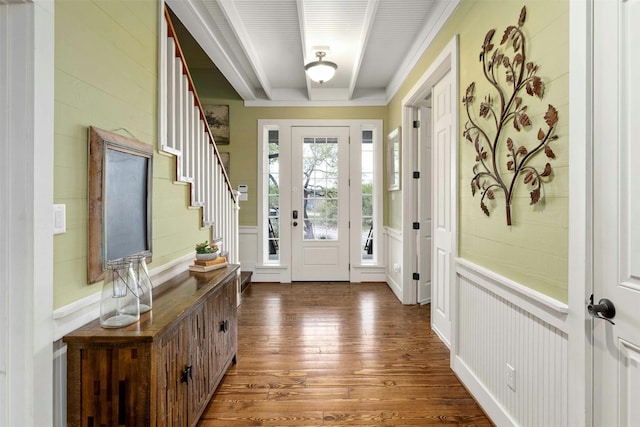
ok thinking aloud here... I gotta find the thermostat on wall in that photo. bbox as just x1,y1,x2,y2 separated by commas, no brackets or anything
237,185,248,201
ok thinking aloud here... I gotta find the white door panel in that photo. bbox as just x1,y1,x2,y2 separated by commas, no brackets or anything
593,0,640,424
431,72,453,344
291,126,350,281
418,107,432,304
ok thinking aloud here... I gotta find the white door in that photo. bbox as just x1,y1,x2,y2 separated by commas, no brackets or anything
417,106,432,304
593,0,640,424
431,72,453,345
291,126,350,281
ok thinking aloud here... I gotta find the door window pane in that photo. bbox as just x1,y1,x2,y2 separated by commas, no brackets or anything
302,137,339,241
267,129,280,261
362,130,374,260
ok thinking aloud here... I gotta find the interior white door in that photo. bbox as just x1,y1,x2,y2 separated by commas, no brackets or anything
291,126,350,281
592,0,640,424
431,72,453,345
418,106,432,304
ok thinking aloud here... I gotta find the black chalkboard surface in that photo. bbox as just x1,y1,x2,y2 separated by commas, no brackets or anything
105,148,150,261
88,126,153,284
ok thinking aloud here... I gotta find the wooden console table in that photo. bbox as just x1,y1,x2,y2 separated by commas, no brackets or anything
64,264,240,427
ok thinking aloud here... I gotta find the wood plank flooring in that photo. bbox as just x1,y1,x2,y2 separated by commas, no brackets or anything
198,282,493,426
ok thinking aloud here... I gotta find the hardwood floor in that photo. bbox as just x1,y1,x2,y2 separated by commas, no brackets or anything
198,282,493,426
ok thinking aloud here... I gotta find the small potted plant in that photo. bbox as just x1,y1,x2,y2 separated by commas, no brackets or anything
195,240,218,261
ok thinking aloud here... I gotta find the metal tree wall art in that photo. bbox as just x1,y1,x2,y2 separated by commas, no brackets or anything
462,6,559,226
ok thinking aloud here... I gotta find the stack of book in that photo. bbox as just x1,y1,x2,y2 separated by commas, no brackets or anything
188,256,228,273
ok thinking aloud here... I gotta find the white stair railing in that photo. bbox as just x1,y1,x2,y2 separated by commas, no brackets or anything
161,8,239,264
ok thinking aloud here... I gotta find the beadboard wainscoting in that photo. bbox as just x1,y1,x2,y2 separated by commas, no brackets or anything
454,259,569,427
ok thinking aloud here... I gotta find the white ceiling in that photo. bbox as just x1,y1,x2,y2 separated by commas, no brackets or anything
166,0,460,106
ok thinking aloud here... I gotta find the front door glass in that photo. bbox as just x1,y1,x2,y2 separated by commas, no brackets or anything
301,137,339,241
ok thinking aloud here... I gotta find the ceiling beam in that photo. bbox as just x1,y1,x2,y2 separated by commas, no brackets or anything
296,0,315,99
215,0,273,100
347,0,379,100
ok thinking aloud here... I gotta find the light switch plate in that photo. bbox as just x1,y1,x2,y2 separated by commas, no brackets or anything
53,204,66,234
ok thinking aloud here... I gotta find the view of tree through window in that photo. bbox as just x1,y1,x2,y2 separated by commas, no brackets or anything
268,129,280,261
302,137,339,240
262,122,380,267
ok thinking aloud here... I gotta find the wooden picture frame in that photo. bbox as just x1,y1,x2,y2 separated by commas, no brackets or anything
387,127,401,190
88,127,153,284
203,104,230,145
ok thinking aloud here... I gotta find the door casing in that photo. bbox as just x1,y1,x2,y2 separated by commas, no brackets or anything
401,36,458,331
256,119,384,283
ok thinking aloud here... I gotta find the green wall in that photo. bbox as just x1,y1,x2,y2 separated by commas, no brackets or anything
53,0,209,309
53,0,569,308
388,0,569,301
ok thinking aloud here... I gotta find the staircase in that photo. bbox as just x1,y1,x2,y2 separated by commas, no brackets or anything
161,8,239,265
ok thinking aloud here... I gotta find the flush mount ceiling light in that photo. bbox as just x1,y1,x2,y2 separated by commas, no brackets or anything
304,51,337,84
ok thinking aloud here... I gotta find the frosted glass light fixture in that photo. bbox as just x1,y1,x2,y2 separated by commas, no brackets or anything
305,51,337,84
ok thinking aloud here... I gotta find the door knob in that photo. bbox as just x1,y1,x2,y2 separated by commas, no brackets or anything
587,295,616,325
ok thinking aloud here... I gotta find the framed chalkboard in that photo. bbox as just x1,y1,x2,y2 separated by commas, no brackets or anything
88,126,153,284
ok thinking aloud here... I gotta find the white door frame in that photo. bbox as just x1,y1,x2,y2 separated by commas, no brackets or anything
401,36,458,322
1,2,55,426
256,119,384,283
566,0,592,425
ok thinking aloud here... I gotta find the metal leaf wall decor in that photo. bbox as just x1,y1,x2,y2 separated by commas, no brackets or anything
462,6,559,226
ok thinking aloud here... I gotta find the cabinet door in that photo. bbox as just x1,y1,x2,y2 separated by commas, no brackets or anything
156,324,188,427
222,276,238,363
69,344,149,427
206,286,225,390
186,301,210,425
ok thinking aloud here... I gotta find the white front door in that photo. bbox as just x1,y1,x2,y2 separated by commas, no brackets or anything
291,126,350,281
593,0,640,424
431,72,453,345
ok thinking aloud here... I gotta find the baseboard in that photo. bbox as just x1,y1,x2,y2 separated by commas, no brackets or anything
453,355,516,427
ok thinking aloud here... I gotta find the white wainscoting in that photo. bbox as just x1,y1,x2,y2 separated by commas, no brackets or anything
239,226,290,282
385,227,403,302
454,259,569,427
241,226,388,283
